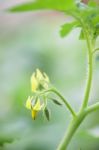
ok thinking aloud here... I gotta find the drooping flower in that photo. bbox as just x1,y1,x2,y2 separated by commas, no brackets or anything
25,96,44,120
25,69,50,120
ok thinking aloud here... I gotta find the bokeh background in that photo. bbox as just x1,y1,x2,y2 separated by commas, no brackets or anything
0,1,99,150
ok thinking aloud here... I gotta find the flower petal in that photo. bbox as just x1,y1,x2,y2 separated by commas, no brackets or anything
31,73,38,92
25,96,32,109
33,99,41,111
36,69,43,80
43,72,50,82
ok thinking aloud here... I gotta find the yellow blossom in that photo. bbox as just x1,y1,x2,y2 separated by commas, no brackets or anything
30,69,50,92
26,68,50,120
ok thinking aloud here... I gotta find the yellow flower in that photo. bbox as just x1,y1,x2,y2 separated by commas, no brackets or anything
31,68,50,92
31,99,43,120
25,96,33,109
26,97,44,120
26,68,50,120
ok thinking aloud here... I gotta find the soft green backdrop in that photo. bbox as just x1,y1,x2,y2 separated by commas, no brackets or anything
0,1,99,150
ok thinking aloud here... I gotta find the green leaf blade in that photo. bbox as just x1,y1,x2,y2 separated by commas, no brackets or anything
8,0,76,12
60,21,78,37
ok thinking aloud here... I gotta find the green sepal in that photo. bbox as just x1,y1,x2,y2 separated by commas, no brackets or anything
50,98,62,106
44,107,50,121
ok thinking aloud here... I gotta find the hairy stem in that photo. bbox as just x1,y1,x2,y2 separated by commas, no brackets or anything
57,19,94,149
81,27,93,109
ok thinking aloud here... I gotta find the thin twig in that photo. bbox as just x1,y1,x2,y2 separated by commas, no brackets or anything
92,48,99,54
86,102,99,114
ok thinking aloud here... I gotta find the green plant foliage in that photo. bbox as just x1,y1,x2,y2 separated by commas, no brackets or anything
88,0,97,7
60,21,78,37
94,23,99,39
0,136,13,147
70,2,99,40
9,0,76,12
8,0,99,41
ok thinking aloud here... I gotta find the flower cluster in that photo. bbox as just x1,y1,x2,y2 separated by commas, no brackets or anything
25,69,50,120
31,68,49,92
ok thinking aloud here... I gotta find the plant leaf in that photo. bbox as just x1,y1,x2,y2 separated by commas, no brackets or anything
60,21,78,37
8,0,76,12
92,14,99,26
79,29,85,40
44,107,50,121
94,23,99,39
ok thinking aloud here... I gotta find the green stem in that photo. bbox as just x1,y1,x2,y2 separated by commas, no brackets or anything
65,12,93,109
92,48,99,54
51,89,76,117
57,101,99,150
81,27,93,109
57,19,94,149
86,102,99,114
57,111,86,150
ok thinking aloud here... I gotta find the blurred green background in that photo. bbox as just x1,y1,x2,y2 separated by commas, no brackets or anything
0,1,99,150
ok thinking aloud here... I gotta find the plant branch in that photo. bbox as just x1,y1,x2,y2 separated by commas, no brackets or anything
86,102,99,114
57,111,86,150
92,48,99,54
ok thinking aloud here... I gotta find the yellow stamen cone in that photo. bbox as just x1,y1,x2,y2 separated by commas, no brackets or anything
31,109,37,120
